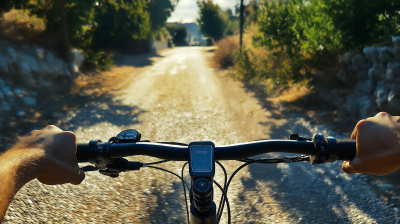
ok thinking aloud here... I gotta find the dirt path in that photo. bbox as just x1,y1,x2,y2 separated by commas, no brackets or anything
3,47,399,224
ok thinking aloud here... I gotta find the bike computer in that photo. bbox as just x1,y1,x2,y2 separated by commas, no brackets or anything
188,141,215,177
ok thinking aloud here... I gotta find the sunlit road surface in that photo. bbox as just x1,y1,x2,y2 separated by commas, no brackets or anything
4,47,398,223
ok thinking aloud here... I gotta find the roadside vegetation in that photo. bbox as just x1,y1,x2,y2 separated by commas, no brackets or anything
0,0,180,71
166,24,188,46
211,0,400,93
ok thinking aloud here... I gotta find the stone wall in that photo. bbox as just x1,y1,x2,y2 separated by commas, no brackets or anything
0,41,85,141
318,37,400,119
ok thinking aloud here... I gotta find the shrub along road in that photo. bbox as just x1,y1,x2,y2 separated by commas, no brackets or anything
3,47,399,223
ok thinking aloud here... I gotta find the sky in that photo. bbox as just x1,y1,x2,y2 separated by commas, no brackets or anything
168,0,240,23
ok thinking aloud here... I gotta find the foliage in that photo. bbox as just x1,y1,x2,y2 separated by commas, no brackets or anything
0,0,30,14
219,9,239,36
323,0,400,50
244,0,259,27
232,0,400,90
213,35,239,68
89,51,114,71
0,9,45,40
90,0,150,50
166,24,188,46
1,0,172,71
30,0,97,49
147,0,176,33
197,0,225,41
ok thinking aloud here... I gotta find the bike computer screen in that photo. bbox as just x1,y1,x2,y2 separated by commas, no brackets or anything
189,142,215,176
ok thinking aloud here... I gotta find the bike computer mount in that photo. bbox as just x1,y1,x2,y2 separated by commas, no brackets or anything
188,141,217,223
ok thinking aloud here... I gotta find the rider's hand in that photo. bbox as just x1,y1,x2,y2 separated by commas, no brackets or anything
342,112,400,176
11,125,85,185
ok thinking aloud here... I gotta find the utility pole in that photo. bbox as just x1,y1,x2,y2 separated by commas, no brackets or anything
239,0,244,50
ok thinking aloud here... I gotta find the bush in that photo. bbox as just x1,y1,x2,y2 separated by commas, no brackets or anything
213,35,239,68
85,51,114,71
0,9,45,41
166,24,188,46
231,0,400,91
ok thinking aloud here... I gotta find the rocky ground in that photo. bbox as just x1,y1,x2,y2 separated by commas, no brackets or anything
2,47,400,224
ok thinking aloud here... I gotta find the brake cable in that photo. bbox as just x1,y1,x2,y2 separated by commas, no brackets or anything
213,180,231,224
217,155,309,221
216,161,228,222
181,162,190,224
143,160,170,166
217,161,255,222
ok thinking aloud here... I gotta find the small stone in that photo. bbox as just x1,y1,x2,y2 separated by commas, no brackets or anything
2,86,14,98
17,111,26,117
6,47,17,61
2,101,11,111
381,184,394,189
379,46,393,62
363,47,379,61
13,88,25,97
393,36,400,46
33,46,45,60
23,96,37,106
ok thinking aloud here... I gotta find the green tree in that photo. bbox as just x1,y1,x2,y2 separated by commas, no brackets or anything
323,0,400,51
166,24,188,46
90,0,150,50
147,0,177,33
220,9,239,36
197,0,225,41
30,0,97,48
0,0,30,15
244,0,259,27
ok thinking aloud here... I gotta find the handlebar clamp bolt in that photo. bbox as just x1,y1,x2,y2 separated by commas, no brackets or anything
310,133,328,165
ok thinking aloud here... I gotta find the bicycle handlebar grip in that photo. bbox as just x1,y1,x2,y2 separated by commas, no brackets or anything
336,139,357,161
76,143,89,163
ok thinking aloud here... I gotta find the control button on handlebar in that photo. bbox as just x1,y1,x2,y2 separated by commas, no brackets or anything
197,181,208,190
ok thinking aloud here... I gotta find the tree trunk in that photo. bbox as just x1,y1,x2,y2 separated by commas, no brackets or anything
58,0,72,73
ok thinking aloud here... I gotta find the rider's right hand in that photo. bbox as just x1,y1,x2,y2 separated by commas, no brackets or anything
342,112,400,176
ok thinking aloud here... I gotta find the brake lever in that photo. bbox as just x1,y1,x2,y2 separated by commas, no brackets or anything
80,165,99,172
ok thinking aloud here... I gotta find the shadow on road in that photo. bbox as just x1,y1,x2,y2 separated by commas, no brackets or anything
145,178,188,223
240,81,358,137
1,91,146,153
231,81,397,223
113,52,163,68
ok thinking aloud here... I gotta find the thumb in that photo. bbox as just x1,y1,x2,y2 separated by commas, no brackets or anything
342,160,357,174
70,169,86,185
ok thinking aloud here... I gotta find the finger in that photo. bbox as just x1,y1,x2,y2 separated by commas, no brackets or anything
44,125,62,132
70,169,85,185
351,128,358,140
374,112,390,118
351,119,365,139
342,161,357,174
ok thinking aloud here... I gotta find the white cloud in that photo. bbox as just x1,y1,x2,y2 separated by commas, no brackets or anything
168,0,240,23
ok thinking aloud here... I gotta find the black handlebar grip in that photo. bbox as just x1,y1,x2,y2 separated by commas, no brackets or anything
336,139,357,161
76,143,89,163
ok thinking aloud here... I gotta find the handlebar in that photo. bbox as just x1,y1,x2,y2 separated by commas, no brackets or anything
76,135,357,165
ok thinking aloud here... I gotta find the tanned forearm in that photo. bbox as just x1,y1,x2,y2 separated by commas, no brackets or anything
0,148,44,222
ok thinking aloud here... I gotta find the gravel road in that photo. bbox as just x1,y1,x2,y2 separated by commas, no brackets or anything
3,47,399,224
